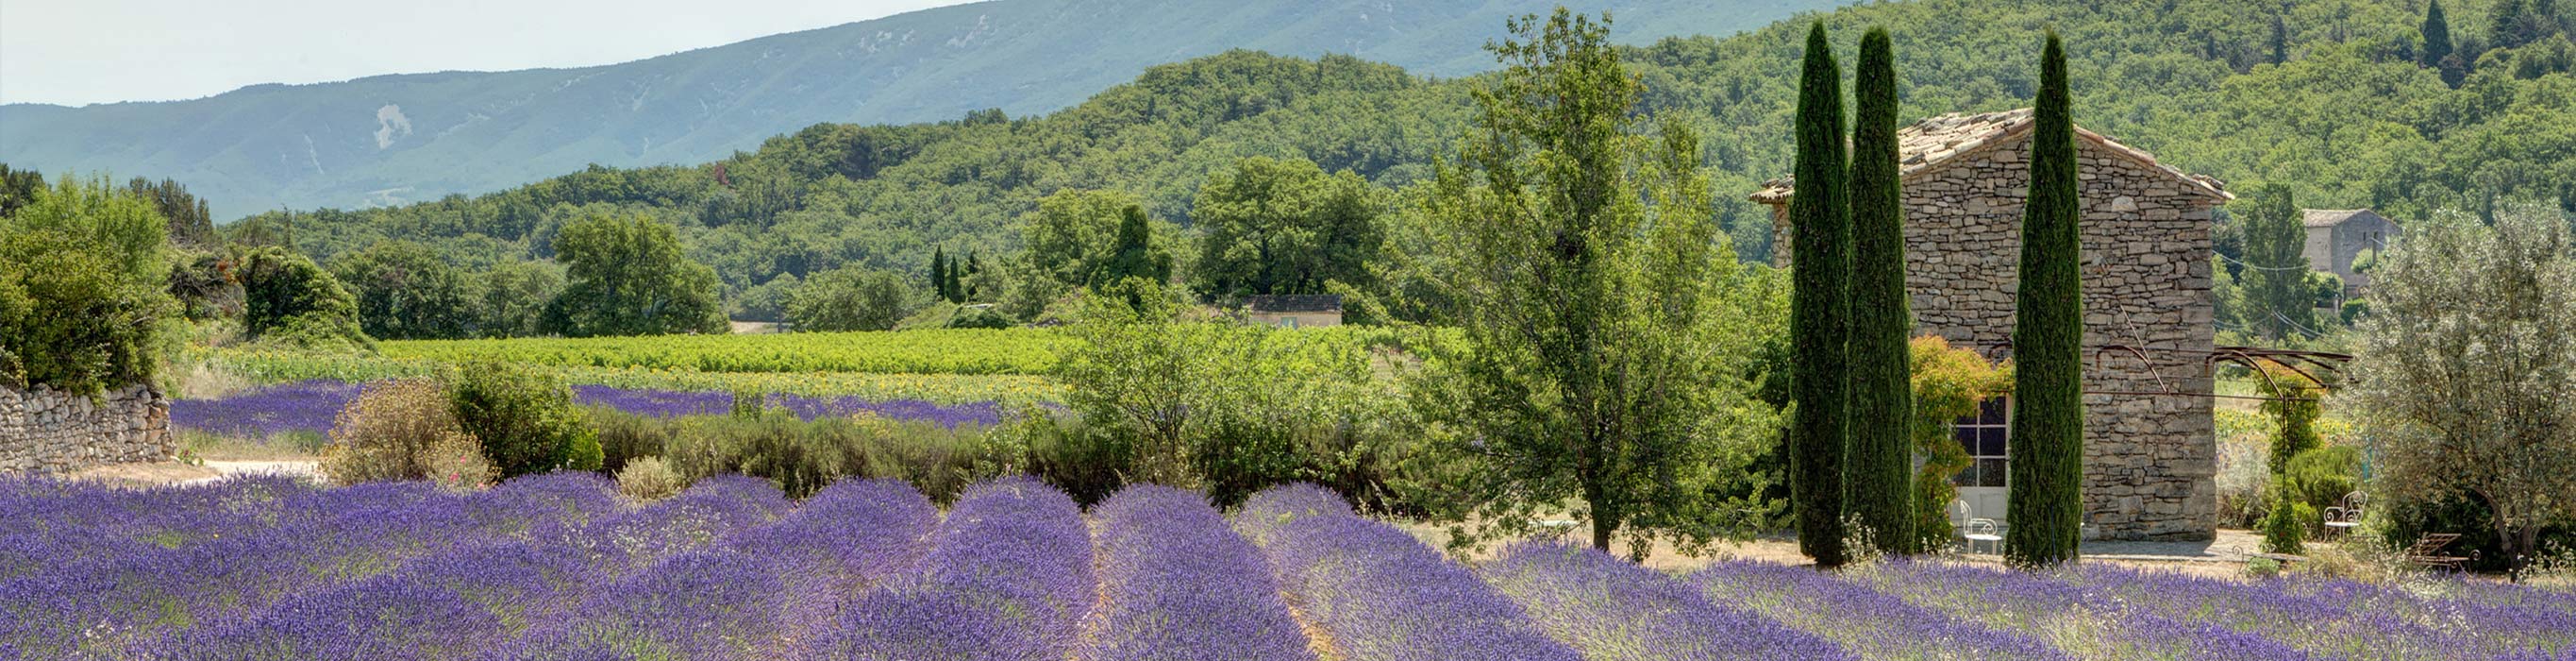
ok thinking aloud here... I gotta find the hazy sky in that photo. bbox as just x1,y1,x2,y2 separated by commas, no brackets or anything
0,0,981,106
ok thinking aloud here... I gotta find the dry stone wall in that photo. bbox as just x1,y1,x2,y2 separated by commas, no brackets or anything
1768,133,2222,541
1,384,173,474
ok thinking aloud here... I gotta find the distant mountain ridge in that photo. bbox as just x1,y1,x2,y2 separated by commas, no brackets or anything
0,0,1849,218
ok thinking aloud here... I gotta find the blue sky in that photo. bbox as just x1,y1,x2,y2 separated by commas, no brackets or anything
0,0,978,106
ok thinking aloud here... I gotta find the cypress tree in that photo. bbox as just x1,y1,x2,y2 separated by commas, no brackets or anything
2269,15,2290,65
1848,26,1915,555
2421,0,2453,68
931,247,951,301
2005,30,2086,568
1788,21,1853,569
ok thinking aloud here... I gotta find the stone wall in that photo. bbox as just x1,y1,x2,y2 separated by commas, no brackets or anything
1,384,174,474
1767,133,2223,540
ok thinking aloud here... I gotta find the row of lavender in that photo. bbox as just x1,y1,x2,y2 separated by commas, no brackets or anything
169,380,1006,438
4,474,2570,660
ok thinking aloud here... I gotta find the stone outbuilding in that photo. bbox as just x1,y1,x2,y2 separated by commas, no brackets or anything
2301,209,2400,296
1751,109,2232,541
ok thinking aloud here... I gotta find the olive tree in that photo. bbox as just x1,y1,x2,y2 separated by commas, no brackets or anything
2349,202,2576,577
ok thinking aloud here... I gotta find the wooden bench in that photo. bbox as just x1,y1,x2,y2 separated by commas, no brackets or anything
2403,534,2475,572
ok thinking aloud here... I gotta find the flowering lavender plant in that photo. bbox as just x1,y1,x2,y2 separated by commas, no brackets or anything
1079,484,1315,661
1486,542,1850,661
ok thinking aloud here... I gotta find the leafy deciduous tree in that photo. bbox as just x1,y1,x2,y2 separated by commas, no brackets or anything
1191,156,1387,299
788,265,915,331
544,214,728,337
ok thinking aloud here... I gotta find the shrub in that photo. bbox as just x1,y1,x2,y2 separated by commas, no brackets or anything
450,363,597,478
319,379,491,488
2283,445,2361,512
665,410,873,499
2261,481,2313,555
615,456,684,500
589,405,673,473
0,175,177,394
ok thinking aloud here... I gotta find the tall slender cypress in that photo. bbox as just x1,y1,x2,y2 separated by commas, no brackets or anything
2005,30,2086,568
2421,0,2452,68
1848,26,1915,554
931,246,951,300
1788,21,1852,568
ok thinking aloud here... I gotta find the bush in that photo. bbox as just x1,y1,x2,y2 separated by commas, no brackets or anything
615,456,684,500
665,410,874,499
2283,445,2361,512
450,363,598,479
0,175,177,394
589,406,673,473
233,245,371,349
947,305,1015,330
320,379,491,488
2262,482,2314,555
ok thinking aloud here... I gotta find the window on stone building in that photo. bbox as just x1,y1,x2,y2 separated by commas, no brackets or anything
1951,397,2010,487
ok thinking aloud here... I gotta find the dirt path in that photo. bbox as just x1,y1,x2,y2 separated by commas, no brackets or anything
66,460,321,487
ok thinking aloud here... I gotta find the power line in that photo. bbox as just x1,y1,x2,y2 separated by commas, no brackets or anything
2213,250,2312,272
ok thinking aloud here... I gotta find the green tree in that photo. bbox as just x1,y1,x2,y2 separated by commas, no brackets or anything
125,177,213,248
0,175,176,394
1848,26,1915,554
2237,184,2317,341
788,265,914,331
1095,205,1173,291
1412,9,1783,557
2350,203,2576,579
2423,0,2454,68
330,240,482,340
480,260,563,337
930,246,951,302
1022,189,1143,288
2005,31,2086,568
543,214,728,337
2269,14,2291,65
2255,361,2323,474
235,245,371,348
450,363,600,479
1190,156,1387,299
1789,21,1854,568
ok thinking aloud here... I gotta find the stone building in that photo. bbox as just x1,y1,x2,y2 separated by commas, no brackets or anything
2,384,173,474
1751,109,2232,541
2302,209,2400,295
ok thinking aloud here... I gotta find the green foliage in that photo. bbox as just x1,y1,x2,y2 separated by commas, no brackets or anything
204,345,1064,404
1191,156,1388,299
544,214,728,337
2256,361,2325,474
125,177,214,248
0,175,176,393
320,379,490,488
449,363,597,479
1906,336,2011,554
2350,202,2576,576
329,240,482,340
1096,207,1175,291
2005,31,2084,569
478,260,564,338
787,265,915,332
2282,445,2361,513
2424,0,2455,68
664,408,1008,500
588,405,671,473
2262,480,2313,555
728,273,798,324
2238,184,2318,340
1789,20,1854,568
1410,9,1783,557
1847,25,1915,555
234,245,372,349
615,456,685,501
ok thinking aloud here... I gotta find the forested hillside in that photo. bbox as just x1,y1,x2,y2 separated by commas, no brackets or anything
0,0,1846,219
226,0,2576,320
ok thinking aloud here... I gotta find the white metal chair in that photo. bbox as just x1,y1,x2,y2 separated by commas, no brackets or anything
1965,518,2004,555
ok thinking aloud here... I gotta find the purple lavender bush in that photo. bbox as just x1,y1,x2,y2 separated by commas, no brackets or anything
1694,559,2074,661
1079,484,1316,661
1848,558,2311,661
1484,543,1850,661
169,380,362,437
1240,485,1580,661
819,477,1094,660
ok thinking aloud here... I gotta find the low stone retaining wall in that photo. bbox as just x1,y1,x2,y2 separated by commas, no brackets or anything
1,384,174,474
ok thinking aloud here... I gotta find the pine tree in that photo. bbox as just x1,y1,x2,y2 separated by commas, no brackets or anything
2422,0,2454,68
2005,30,2086,569
945,258,965,303
2269,15,2290,65
964,251,984,301
1848,26,1915,555
1788,21,1853,569
930,247,952,301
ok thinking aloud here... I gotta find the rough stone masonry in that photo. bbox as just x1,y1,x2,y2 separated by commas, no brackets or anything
1754,109,2230,541
0,384,174,474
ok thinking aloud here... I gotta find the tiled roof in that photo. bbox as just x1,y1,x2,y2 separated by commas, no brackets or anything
2301,209,2385,228
1246,294,1343,314
1749,108,2231,204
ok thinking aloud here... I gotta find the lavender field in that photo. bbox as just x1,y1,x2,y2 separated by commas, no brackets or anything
3,475,2568,661
169,380,1005,439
